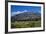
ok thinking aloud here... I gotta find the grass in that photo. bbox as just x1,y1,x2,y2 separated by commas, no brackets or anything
11,21,41,28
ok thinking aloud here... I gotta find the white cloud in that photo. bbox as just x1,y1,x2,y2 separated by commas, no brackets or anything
11,10,28,16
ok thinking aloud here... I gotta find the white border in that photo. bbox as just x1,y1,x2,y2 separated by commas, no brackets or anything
8,2,43,32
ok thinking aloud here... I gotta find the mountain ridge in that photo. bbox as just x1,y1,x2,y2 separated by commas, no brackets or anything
11,12,41,22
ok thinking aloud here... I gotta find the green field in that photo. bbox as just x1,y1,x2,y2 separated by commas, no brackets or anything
11,21,41,28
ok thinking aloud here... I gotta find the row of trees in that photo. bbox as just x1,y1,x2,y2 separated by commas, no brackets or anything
11,17,41,22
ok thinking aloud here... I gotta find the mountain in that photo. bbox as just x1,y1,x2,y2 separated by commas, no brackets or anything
11,12,41,22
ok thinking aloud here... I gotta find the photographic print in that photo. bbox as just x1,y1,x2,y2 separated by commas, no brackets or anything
11,5,41,28
6,1,45,33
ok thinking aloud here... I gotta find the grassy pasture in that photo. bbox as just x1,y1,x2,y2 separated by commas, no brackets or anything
11,20,41,28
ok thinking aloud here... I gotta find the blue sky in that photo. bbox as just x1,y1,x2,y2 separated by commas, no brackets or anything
11,5,41,16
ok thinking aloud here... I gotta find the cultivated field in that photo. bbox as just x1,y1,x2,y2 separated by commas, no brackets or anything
11,21,41,28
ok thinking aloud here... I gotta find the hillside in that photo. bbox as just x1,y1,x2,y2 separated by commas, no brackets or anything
11,12,41,22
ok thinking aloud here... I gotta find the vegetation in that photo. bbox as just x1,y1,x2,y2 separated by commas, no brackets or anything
11,21,41,28
11,12,41,28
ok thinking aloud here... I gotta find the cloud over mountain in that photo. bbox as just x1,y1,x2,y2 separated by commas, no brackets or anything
11,10,28,16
